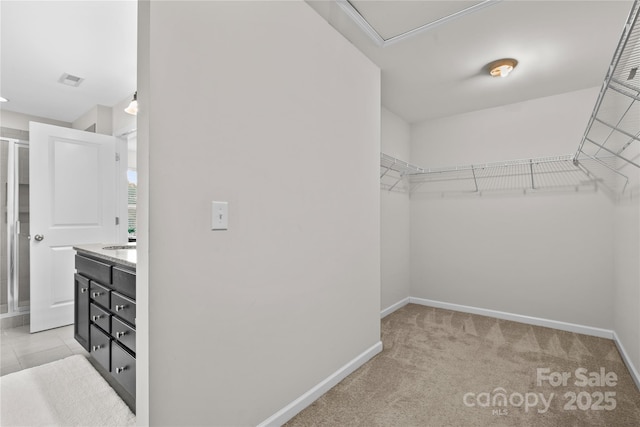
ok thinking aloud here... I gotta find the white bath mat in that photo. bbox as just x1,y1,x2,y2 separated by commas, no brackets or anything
0,354,135,426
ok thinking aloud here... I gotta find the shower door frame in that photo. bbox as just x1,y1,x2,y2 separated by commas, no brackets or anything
3,137,30,318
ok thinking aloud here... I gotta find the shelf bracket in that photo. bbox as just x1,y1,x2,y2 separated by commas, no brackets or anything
380,164,392,179
388,173,404,192
576,153,630,194
529,159,535,190
471,165,479,192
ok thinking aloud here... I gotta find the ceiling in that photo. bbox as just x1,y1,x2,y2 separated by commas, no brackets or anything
307,0,634,123
0,1,633,126
0,1,137,124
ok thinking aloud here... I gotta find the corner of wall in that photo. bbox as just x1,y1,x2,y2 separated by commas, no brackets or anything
380,106,411,311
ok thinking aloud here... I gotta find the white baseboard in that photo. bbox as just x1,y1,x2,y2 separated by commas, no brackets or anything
613,331,640,392
409,297,615,339
380,297,410,318
257,341,383,427
410,297,640,390
259,298,639,427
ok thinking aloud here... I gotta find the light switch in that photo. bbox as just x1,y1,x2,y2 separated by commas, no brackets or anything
211,201,228,231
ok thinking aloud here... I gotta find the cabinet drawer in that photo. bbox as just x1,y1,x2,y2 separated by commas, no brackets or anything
89,281,110,308
113,266,136,299
111,317,136,354
90,303,111,333
76,254,111,285
90,324,111,372
111,292,136,326
111,342,136,397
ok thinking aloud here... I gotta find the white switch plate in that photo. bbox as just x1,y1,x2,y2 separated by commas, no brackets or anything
211,201,228,230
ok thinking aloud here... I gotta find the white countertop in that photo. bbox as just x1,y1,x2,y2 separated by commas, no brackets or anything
73,243,137,268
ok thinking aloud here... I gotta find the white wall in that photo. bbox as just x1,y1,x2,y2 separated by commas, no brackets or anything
139,1,380,425
71,105,113,135
0,110,70,131
613,152,640,378
381,107,411,311
410,87,616,330
135,0,150,422
111,95,137,170
112,95,137,137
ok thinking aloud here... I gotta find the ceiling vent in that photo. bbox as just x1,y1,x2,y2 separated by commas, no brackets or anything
58,73,84,87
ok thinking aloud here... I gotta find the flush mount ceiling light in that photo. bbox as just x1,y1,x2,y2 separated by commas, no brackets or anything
488,58,518,78
124,91,138,116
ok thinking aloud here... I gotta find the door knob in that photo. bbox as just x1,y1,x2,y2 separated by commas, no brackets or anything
34,234,44,241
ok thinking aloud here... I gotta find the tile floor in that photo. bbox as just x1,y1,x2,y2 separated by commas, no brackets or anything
1,324,88,376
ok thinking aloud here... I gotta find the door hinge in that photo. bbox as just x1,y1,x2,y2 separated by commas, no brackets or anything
115,217,120,225
115,153,121,162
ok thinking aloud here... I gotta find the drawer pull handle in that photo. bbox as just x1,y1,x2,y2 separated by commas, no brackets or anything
81,287,88,293
91,315,103,321
115,366,127,374
115,304,126,312
92,292,103,298
116,331,127,338
91,345,102,352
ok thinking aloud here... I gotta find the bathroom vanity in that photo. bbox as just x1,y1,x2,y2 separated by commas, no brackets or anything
73,243,136,412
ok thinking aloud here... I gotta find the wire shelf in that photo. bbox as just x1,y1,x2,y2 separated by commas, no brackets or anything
575,0,640,199
380,153,598,196
380,1,640,200
380,153,424,192
408,155,597,196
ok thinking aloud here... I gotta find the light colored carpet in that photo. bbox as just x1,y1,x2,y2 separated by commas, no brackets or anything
287,304,640,426
0,354,135,427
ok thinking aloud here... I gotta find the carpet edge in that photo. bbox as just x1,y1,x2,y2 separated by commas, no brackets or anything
257,341,383,427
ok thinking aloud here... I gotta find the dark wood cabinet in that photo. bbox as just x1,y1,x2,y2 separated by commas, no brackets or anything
89,281,111,309
112,266,136,299
111,316,136,353
90,324,111,371
111,292,135,325
90,303,111,333
111,341,136,397
75,250,136,412
74,274,90,351
75,254,112,284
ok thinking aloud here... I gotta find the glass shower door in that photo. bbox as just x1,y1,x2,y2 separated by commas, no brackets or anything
1,139,8,315
1,138,30,317
16,143,30,310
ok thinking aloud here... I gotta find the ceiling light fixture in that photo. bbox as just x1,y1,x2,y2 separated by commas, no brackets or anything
488,58,518,78
124,91,138,115
0,96,8,103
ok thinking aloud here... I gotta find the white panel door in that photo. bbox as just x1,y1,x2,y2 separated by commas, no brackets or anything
29,123,121,332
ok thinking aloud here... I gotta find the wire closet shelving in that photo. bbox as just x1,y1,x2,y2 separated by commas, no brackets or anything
574,0,640,199
381,153,598,196
382,0,640,200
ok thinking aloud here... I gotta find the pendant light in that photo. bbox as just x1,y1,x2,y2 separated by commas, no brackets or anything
124,91,138,115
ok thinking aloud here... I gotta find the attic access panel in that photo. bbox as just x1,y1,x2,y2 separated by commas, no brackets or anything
342,0,497,45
